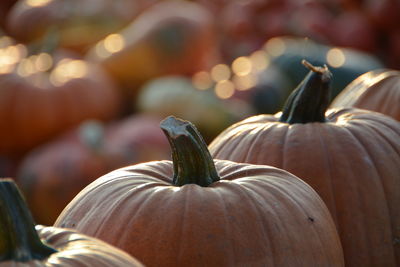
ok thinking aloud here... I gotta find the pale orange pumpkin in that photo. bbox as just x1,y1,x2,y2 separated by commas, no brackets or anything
55,116,345,266
209,61,400,266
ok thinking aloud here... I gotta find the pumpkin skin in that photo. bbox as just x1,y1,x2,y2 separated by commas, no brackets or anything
0,179,144,267
55,116,344,267
330,69,400,121
209,62,400,266
86,1,220,95
17,114,170,225
0,46,121,156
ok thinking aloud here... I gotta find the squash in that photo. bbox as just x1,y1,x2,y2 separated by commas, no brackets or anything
6,0,153,53
17,114,170,225
0,39,121,156
265,36,384,98
209,60,400,266
136,75,254,143
55,116,344,266
86,1,220,97
0,178,144,266
330,69,400,121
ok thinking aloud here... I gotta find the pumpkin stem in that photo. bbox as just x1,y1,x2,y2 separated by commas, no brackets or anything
279,60,332,124
0,178,57,262
160,116,220,187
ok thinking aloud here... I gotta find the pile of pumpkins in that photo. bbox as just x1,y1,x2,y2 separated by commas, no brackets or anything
1,57,400,266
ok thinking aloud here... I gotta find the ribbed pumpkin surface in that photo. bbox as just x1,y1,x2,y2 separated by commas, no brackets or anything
209,107,400,266
55,160,344,267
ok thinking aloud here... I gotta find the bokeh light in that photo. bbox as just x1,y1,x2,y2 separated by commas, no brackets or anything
232,73,257,91
50,59,88,86
214,80,235,99
103,34,125,53
326,48,346,68
192,71,213,90
249,50,270,72
264,37,286,57
232,57,252,76
211,64,231,82
26,0,53,7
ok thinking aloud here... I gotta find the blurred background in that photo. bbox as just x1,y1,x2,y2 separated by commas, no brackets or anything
0,0,399,224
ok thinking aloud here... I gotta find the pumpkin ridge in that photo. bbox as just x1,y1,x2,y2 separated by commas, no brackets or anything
281,124,290,170
344,123,400,262
233,180,284,264
326,123,395,264
262,177,333,262
314,125,339,224
175,185,191,264
343,124,392,208
327,126,373,258
240,176,329,264
350,116,400,154
212,188,238,264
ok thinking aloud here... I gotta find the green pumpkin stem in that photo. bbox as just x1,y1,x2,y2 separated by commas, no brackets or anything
160,116,220,187
0,179,57,262
279,60,332,124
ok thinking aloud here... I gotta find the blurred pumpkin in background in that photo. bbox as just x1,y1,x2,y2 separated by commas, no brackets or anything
330,69,400,121
136,75,255,143
86,0,220,100
16,114,170,225
5,0,157,53
0,0,17,29
263,36,384,98
0,35,121,157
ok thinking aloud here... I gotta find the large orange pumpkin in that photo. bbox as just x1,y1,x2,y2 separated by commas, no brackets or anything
0,178,143,266
330,69,400,121
0,40,121,156
17,114,170,225
55,116,344,266
209,61,400,266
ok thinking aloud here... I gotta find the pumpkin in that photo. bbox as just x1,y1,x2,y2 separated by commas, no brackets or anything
5,0,154,53
55,116,344,266
265,36,384,98
0,178,144,266
209,60,400,266
86,1,220,97
17,114,170,225
330,69,400,121
0,39,121,156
